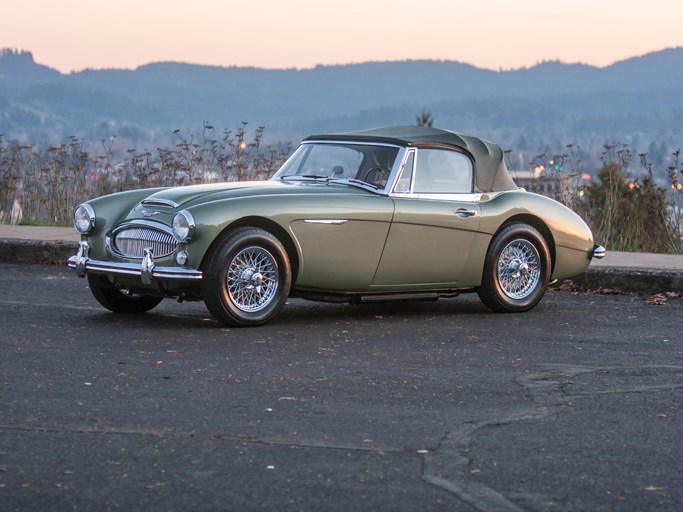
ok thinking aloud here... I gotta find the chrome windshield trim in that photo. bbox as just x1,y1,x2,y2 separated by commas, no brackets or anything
273,142,408,197
300,140,403,149
68,256,203,281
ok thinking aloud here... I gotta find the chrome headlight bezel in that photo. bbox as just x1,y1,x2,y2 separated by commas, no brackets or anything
172,210,195,242
74,203,96,234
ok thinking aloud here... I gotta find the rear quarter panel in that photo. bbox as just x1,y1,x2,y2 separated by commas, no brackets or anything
472,190,595,281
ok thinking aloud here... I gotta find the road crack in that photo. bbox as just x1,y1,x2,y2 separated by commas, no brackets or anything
422,364,683,512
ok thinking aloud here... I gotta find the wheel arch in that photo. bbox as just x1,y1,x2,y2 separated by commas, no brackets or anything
494,214,556,273
476,217,554,313
200,216,300,284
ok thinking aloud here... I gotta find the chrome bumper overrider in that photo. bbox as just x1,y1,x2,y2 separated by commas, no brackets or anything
68,241,202,283
592,245,606,260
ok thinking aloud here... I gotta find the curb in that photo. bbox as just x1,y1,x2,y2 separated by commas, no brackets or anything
0,239,76,264
568,267,683,295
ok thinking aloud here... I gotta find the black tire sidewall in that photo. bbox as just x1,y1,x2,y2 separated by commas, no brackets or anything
478,223,551,312
87,273,163,313
202,228,291,326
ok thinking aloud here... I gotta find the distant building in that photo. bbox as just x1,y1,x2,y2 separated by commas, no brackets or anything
510,166,589,204
509,166,562,195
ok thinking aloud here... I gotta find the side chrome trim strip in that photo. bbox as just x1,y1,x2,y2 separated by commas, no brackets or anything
304,219,349,225
390,192,483,202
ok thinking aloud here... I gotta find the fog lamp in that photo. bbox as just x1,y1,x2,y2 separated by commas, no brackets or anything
176,251,188,266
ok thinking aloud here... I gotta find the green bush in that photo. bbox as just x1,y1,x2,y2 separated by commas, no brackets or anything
527,142,683,254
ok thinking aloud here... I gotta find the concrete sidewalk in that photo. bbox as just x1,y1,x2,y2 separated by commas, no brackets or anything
1,225,682,294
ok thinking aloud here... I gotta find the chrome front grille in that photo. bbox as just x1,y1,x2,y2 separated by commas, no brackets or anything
112,227,177,258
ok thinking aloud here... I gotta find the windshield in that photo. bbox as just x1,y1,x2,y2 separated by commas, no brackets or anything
273,143,400,191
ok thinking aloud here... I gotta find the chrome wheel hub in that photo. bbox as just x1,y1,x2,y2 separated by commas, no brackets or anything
496,239,541,300
227,246,278,312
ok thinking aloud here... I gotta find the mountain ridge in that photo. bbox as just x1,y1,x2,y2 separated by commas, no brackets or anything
1,47,681,169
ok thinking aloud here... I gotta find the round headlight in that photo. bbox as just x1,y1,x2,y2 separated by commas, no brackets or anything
172,210,195,242
74,204,96,234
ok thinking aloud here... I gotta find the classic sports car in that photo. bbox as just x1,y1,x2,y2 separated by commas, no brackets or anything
69,126,605,326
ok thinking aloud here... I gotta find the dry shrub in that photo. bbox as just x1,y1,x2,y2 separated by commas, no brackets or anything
0,123,290,226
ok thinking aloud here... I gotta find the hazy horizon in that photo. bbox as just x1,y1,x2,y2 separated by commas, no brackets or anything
5,45,683,75
2,0,682,74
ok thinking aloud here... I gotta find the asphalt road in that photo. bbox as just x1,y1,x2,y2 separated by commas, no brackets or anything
1,264,682,512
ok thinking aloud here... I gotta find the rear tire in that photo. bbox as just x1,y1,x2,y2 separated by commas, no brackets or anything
477,223,551,313
202,228,291,326
87,274,163,313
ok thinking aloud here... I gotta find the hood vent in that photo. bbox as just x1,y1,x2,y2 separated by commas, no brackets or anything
141,198,179,209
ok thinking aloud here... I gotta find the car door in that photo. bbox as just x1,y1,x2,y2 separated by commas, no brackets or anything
371,148,482,288
281,143,399,291
288,192,395,291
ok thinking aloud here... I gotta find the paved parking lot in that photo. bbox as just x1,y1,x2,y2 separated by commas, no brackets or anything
1,263,682,511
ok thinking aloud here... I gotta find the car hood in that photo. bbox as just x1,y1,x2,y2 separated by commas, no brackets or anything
140,179,373,209
144,181,275,207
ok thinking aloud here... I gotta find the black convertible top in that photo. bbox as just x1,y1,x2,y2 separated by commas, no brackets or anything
304,126,518,193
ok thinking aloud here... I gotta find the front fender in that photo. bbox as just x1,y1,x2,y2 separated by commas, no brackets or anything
182,193,395,289
81,187,168,258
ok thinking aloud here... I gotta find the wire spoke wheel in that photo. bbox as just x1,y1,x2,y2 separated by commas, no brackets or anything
496,238,541,300
227,246,279,312
202,228,291,326
477,223,550,313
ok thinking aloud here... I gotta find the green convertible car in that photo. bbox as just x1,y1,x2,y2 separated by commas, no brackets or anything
69,126,605,326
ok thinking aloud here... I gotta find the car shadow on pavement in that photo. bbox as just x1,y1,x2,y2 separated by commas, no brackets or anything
78,294,506,331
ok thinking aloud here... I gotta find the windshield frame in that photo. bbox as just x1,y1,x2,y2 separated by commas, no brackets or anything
272,141,406,195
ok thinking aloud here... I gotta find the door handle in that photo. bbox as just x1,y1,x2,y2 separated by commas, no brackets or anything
454,208,477,218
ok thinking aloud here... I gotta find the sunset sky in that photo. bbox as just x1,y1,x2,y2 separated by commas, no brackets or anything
2,0,682,73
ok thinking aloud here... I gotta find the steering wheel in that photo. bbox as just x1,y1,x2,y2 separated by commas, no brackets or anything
360,166,390,187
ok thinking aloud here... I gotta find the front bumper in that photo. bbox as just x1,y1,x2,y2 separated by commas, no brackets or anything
68,241,203,283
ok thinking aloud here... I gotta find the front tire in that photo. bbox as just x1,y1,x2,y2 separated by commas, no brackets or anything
477,223,551,313
87,274,163,313
202,228,291,326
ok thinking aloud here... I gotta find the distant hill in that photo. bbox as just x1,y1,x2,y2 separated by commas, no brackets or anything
1,47,682,172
